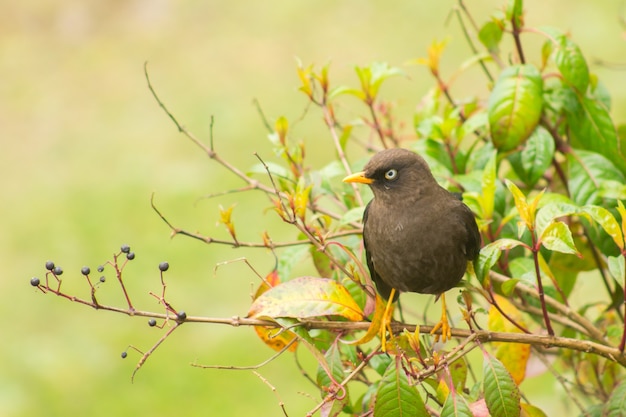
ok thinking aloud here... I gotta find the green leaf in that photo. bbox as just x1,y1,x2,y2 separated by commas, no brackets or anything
488,64,543,151
476,239,525,284
339,206,366,226
483,352,521,417
535,202,579,240
507,126,555,187
566,96,626,175
480,150,498,220
554,37,589,93
568,150,625,206
608,256,625,283
316,344,347,392
479,20,504,53
248,276,364,321
410,139,454,179
276,245,310,282
441,392,472,417
447,359,469,396
355,62,403,101
501,278,520,296
374,360,428,417
604,378,626,417
506,0,524,29
539,221,580,256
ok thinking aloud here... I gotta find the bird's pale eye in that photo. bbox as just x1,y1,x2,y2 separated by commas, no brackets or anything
384,169,398,181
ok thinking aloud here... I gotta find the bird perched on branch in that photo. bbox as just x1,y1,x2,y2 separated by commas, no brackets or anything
343,148,481,348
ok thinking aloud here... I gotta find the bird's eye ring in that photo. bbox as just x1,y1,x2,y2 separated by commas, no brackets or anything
384,169,398,181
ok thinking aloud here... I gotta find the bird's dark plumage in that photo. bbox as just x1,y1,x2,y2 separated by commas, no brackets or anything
345,148,481,302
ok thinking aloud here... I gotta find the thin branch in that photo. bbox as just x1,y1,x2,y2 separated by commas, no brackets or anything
31,277,626,366
191,339,296,370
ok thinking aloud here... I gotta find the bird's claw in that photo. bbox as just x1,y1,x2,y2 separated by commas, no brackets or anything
430,319,451,343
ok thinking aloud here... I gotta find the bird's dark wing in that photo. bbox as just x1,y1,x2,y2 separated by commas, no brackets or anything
363,202,398,301
450,190,482,261
461,203,481,261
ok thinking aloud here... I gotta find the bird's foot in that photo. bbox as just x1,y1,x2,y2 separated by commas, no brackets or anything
430,294,451,343
430,318,451,343
380,289,396,352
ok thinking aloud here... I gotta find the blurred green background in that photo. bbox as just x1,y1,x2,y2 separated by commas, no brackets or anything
3,1,625,416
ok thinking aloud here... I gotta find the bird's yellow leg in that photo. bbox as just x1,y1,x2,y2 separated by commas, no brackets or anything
430,293,451,343
380,288,396,352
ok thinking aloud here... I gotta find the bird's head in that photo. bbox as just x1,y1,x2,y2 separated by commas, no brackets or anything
342,148,437,204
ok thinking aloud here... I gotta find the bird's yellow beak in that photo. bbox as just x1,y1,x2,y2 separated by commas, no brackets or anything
342,171,373,185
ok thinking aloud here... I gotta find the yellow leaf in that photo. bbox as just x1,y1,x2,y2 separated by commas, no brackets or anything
219,204,237,240
343,294,387,345
618,201,626,250
248,276,364,322
253,324,298,353
294,180,312,221
488,295,530,384
506,180,533,232
251,270,299,352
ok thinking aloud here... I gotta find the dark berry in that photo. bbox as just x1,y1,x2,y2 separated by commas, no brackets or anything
126,252,135,260
177,311,187,321
158,262,169,272
148,319,157,327
53,266,63,276
121,351,128,359
99,276,106,283
45,261,55,271
81,266,91,276
30,277,41,287
97,265,104,273
120,244,131,254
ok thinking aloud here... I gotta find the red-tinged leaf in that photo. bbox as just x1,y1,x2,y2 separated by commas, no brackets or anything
316,344,344,389
320,398,347,417
520,403,548,417
470,399,490,417
488,64,543,151
476,239,526,285
604,378,626,417
252,270,298,352
374,360,429,417
581,205,624,251
441,391,472,417
488,295,531,384
248,276,364,321
483,351,521,417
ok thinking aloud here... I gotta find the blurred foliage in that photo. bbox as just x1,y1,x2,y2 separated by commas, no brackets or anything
6,1,626,417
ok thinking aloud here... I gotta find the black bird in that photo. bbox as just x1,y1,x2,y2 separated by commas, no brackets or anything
343,148,481,344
